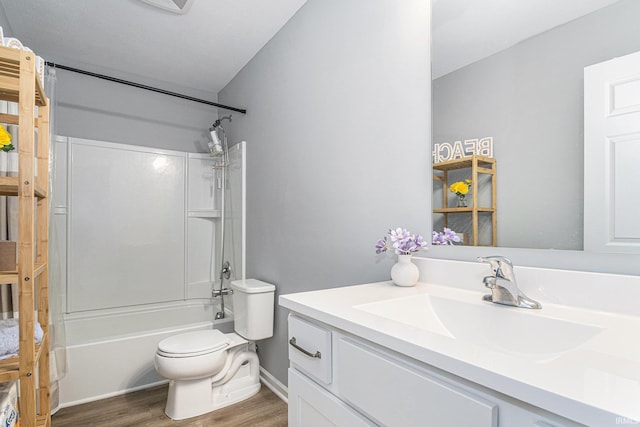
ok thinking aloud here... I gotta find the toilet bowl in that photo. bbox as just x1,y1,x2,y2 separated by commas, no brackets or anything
154,279,275,420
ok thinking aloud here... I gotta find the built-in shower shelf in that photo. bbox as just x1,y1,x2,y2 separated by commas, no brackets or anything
188,210,221,218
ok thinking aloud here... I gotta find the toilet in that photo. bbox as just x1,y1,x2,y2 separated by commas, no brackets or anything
154,279,275,420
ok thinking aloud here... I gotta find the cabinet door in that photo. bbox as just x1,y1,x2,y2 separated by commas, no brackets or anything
335,336,497,427
288,369,374,427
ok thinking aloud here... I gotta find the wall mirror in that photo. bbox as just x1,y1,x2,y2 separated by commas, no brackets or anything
431,0,640,252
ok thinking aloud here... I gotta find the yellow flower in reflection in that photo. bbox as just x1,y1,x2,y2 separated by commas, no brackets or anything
0,125,14,152
449,180,471,196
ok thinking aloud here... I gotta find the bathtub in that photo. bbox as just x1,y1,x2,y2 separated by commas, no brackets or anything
58,300,233,408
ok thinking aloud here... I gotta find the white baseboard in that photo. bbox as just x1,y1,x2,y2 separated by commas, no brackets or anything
260,367,288,404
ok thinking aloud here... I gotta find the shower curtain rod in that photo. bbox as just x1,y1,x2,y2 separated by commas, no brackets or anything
44,61,247,114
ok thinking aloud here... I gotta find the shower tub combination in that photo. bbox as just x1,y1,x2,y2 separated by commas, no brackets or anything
58,302,233,407
53,136,245,408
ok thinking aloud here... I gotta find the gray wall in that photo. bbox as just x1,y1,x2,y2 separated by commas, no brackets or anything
433,0,640,250
0,8,10,31
2,12,218,153
218,0,431,385
50,69,217,152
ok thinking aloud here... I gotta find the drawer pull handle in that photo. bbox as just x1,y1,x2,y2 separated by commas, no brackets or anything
289,337,322,359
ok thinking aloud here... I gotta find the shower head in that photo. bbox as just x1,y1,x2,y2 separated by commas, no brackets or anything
208,115,232,158
208,127,225,157
211,115,232,130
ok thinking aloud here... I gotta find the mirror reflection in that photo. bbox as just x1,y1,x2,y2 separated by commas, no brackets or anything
431,0,640,251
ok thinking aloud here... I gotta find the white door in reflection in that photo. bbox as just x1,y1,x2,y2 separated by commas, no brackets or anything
584,50,640,253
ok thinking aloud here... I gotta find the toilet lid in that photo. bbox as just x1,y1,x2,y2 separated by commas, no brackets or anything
158,329,230,356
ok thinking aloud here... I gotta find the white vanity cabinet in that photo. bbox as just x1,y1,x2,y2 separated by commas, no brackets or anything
287,314,583,427
289,369,375,427
288,315,374,426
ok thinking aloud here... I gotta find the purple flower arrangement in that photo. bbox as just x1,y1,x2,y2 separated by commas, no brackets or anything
432,228,461,245
376,228,427,255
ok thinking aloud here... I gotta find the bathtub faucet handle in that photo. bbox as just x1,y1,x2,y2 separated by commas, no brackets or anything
212,287,233,298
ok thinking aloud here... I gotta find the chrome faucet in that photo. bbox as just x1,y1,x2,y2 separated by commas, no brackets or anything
478,256,541,309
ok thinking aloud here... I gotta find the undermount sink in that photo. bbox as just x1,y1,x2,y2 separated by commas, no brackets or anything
355,293,603,361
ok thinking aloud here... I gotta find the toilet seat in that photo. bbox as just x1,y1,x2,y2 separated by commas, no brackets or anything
157,330,230,358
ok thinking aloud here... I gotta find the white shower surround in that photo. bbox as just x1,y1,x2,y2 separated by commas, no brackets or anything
53,137,246,408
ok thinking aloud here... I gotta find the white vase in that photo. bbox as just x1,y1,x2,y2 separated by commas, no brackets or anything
390,254,419,287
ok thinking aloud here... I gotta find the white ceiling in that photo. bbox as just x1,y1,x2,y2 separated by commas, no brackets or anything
0,0,307,97
432,0,622,78
0,0,623,95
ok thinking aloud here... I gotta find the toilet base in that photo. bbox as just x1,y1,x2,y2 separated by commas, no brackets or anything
164,349,261,420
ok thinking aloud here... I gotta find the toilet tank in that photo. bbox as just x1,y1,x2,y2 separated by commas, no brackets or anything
230,279,275,341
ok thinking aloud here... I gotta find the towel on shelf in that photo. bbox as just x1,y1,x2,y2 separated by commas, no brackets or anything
0,319,43,360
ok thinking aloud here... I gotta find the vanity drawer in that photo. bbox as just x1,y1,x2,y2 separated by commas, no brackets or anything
335,336,498,427
288,314,332,384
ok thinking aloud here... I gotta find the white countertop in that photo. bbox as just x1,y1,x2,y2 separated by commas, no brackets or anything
280,278,640,426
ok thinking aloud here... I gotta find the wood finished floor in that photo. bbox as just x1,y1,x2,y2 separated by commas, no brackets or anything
52,384,288,427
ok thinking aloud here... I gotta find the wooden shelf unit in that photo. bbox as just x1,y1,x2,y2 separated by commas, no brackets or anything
0,45,51,427
433,155,497,246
